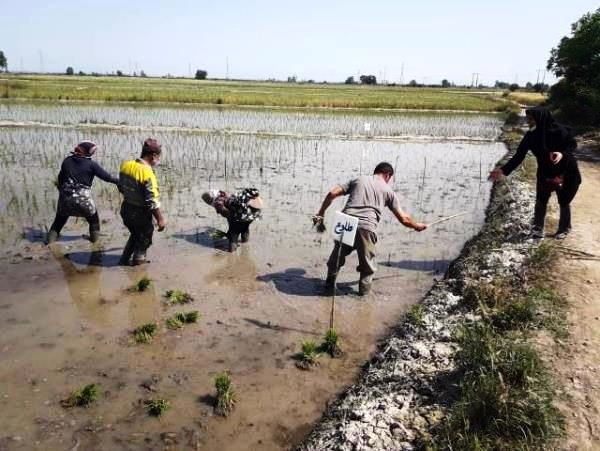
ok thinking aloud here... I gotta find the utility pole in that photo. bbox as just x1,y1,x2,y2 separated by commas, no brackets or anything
536,68,542,85
400,62,404,85
474,73,479,88
226,56,229,80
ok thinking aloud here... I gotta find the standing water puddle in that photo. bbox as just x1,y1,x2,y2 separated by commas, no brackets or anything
0,104,505,450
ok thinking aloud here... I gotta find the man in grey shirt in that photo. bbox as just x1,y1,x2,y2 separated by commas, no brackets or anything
314,162,427,296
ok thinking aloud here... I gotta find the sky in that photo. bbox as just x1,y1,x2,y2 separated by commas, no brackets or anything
1,0,598,86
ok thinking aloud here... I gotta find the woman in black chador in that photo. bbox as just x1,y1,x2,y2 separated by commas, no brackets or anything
490,106,582,240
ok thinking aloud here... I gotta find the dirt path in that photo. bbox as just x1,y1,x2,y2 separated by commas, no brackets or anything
551,156,600,450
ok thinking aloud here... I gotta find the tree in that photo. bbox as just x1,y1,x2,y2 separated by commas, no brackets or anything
408,79,418,87
359,74,377,85
66,66,74,75
0,50,7,72
547,7,600,126
441,79,451,88
116,70,124,76
195,69,207,80
78,71,86,76
494,80,510,89
140,70,147,77
508,83,519,91
345,76,356,84
287,75,297,83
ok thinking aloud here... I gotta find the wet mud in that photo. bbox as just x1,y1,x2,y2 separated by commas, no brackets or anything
0,105,504,450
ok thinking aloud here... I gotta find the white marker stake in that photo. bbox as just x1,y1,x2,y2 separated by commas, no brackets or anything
329,212,358,329
332,211,358,246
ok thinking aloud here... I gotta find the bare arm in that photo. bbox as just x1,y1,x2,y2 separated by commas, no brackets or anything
315,185,345,217
392,206,427,231
152,208,166,231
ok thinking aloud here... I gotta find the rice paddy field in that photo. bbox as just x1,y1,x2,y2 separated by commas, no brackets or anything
0,74,516,111
0,101,507,450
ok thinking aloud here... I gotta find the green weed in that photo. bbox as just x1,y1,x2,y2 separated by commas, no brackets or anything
129,275,151,292
133,323,157,344
166,311,200,330
406,304,426,327
61,383,100,408
321,328,343,357
165,289,194,305
145,398,171,417
214,372,237,417
296,340,320,370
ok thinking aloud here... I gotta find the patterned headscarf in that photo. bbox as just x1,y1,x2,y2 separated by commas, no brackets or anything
72,140,98,158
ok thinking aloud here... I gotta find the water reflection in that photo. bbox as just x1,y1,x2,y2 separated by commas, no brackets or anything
50,245,112,327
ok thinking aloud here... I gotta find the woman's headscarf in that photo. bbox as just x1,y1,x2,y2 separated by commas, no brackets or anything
72,140,98,158
525,107,573,151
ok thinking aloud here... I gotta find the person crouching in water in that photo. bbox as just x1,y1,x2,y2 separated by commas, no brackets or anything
201,188,263,252
47,140,119,244
118,138,167,266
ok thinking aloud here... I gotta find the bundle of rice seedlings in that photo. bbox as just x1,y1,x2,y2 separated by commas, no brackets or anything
61,383,100,408
214,372,237,417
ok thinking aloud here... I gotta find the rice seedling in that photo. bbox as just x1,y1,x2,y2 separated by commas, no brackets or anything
214,372,237,417
209,229,227,239
166,311,200,330
129,275,151,292
132,323,157,344
164,289,194,305
61,383,100,408
145,398,171,417
320,328,343,358
295,340,320,370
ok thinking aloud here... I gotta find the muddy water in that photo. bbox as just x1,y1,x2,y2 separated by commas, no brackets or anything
0,108,504,450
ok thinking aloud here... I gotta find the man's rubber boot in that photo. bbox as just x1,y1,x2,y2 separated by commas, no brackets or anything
358,276,373,296
46,230,59,245
324,274,336,295
131,251,149,266
119,239,135,266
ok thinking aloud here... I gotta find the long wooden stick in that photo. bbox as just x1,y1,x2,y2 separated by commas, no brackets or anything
427,212,467,227
330,231,344,330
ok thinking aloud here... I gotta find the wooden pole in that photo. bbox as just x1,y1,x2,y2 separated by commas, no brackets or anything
330,231,344,330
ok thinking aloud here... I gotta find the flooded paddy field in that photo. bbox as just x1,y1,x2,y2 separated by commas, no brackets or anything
0,104,505,450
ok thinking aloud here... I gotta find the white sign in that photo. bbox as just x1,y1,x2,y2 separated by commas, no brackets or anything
331,211,358,246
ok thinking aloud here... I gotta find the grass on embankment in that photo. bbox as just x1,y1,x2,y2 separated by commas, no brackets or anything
431,243,566,450
0,74,517,112
427,128,566,450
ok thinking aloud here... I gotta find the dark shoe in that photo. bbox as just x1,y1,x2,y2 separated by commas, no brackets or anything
241,229,250,243
358,278,373,296
228,240,239,252
555,230,570,240
131,252,149,266
89,230,100,243
46,230,59,245
530,226,544,239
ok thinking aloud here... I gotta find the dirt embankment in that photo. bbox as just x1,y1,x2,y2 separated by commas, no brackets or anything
548,133,600,450
296,132,542,450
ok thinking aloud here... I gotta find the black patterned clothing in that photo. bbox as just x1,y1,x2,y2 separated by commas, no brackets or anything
56,155,118,218
214,188,262,222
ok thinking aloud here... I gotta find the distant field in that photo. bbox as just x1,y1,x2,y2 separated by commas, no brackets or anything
0,74,519,112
